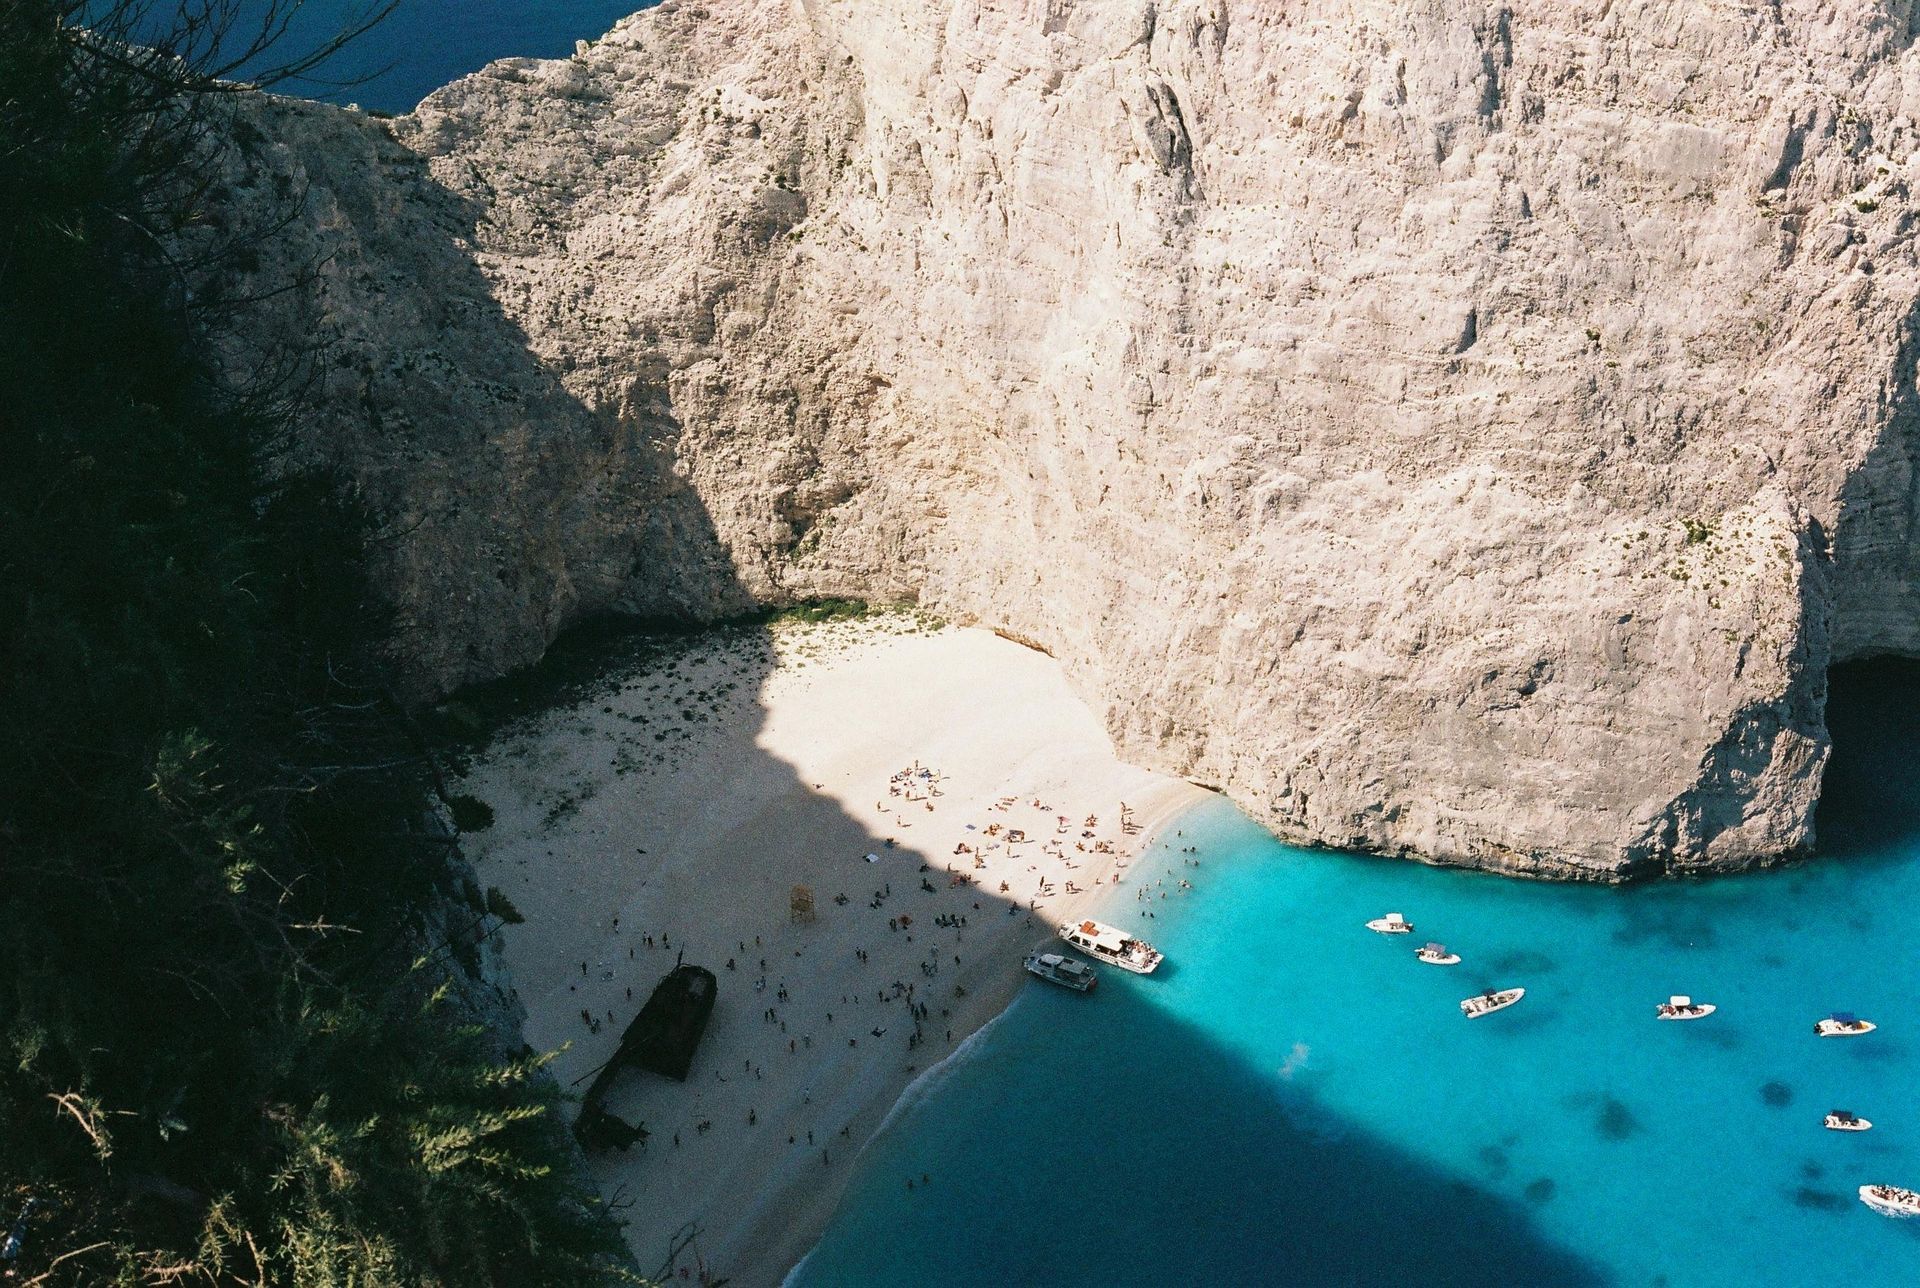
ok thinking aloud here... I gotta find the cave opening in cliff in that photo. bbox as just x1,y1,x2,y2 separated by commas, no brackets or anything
1815,657,1920,856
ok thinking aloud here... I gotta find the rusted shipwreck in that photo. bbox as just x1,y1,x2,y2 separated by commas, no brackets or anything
574,963,717,1151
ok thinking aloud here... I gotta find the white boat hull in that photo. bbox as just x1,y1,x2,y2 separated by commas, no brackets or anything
1461,988,1525,1018
1826,1117,1872,1132
1366,920,1412,935
1416,952,1460,966
1815,1020,1876,1037
1657,1004,1716,1021
1057,921,1163,975
1075,951,1159,975
1860,1185,1920,1216
1024,958,1096,992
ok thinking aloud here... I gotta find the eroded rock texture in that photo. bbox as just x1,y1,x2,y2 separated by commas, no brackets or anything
225,0,1920,878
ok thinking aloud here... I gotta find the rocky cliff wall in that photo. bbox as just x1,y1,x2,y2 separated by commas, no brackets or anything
223,0,1920,878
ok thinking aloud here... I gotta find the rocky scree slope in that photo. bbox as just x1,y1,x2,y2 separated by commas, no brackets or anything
218,0,1920,879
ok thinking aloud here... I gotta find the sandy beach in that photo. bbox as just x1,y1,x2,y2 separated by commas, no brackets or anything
454,615,1207,1285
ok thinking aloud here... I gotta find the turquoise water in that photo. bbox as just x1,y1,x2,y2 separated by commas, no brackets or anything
223,1,657,113
794,667,1920,1286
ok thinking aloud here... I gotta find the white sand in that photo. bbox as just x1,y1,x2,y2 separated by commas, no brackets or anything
456,617,1206,1286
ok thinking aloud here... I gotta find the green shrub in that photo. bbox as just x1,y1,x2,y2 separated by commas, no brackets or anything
0,3,632,1281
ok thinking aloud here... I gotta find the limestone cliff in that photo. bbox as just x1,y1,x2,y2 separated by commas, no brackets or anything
219,0,1920,879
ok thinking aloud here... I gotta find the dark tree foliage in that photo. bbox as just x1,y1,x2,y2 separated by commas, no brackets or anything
0,3,631,1282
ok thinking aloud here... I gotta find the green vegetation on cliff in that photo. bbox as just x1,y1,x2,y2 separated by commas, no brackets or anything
0,3,628,1282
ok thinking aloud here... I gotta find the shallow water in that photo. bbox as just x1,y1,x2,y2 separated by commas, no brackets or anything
794,665,1920,1287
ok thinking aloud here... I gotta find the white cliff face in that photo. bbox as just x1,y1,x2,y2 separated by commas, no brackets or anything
228,0,1920,878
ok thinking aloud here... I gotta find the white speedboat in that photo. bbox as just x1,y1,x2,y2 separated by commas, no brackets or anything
1024,950,1097,992
1814,1012,1876,1037
1859,1184,1920,1216
1366,912,1414,935
1656,995,1715,1021
1460,987,1524,1018
1059,919,1163,975
1415,942,1460,965
1825,1110,1872,1132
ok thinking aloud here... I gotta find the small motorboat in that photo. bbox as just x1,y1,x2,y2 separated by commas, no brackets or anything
1460,987,1525,1018
1024,950,1097,993
1814,1012,1876,1037
1825,1110,1872,1132
1415,942,1460,965
1366,912,1414,935
1656,995,1715,1021
1859,1184,1920,1216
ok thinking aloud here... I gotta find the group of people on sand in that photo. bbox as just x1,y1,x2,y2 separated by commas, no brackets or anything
562,758,1165,1250
877,761,945,819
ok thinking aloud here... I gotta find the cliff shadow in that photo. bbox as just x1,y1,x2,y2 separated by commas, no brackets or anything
246,81,1600,1288
438,612,1605,1286
1827,296,1920,667
225,96,752,699
1816,657,1920,857
792,917,1608,1287
1816,295,1920,860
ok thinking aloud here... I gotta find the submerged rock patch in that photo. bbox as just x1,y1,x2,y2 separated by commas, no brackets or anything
1792,1186,1849,1212
1596,1096,1640,1141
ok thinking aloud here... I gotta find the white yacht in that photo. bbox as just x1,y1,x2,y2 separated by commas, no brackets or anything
1024,950,1097,993
1656,995,1715,1021
1460,987,1524,1018
1058,919,1163,975
1415,942,1460,965
1365,912,1414,935
1859,1184,1920,1216
1814,1012,1876,1037
1825,1110,1872,1133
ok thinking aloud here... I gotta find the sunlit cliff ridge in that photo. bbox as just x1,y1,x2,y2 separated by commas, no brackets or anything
219,0,1920,878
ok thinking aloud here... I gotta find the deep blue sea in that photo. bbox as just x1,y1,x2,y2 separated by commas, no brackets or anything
224,1,656,113
793,665,1920,1287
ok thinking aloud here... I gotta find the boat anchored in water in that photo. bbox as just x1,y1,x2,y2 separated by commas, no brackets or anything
1024,949,1097,992
1825,1110,1872,1132
1859,1184,1920,1216
1366,912,1414,935
1656,995,1715,1021
1415,942,1460,965
1460,987,1524,1018
1814,1012,1876,1037
1058,919,1163,975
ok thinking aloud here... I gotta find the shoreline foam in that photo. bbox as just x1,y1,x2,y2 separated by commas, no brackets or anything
772,784,1204,1286
778,995,1020,1288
